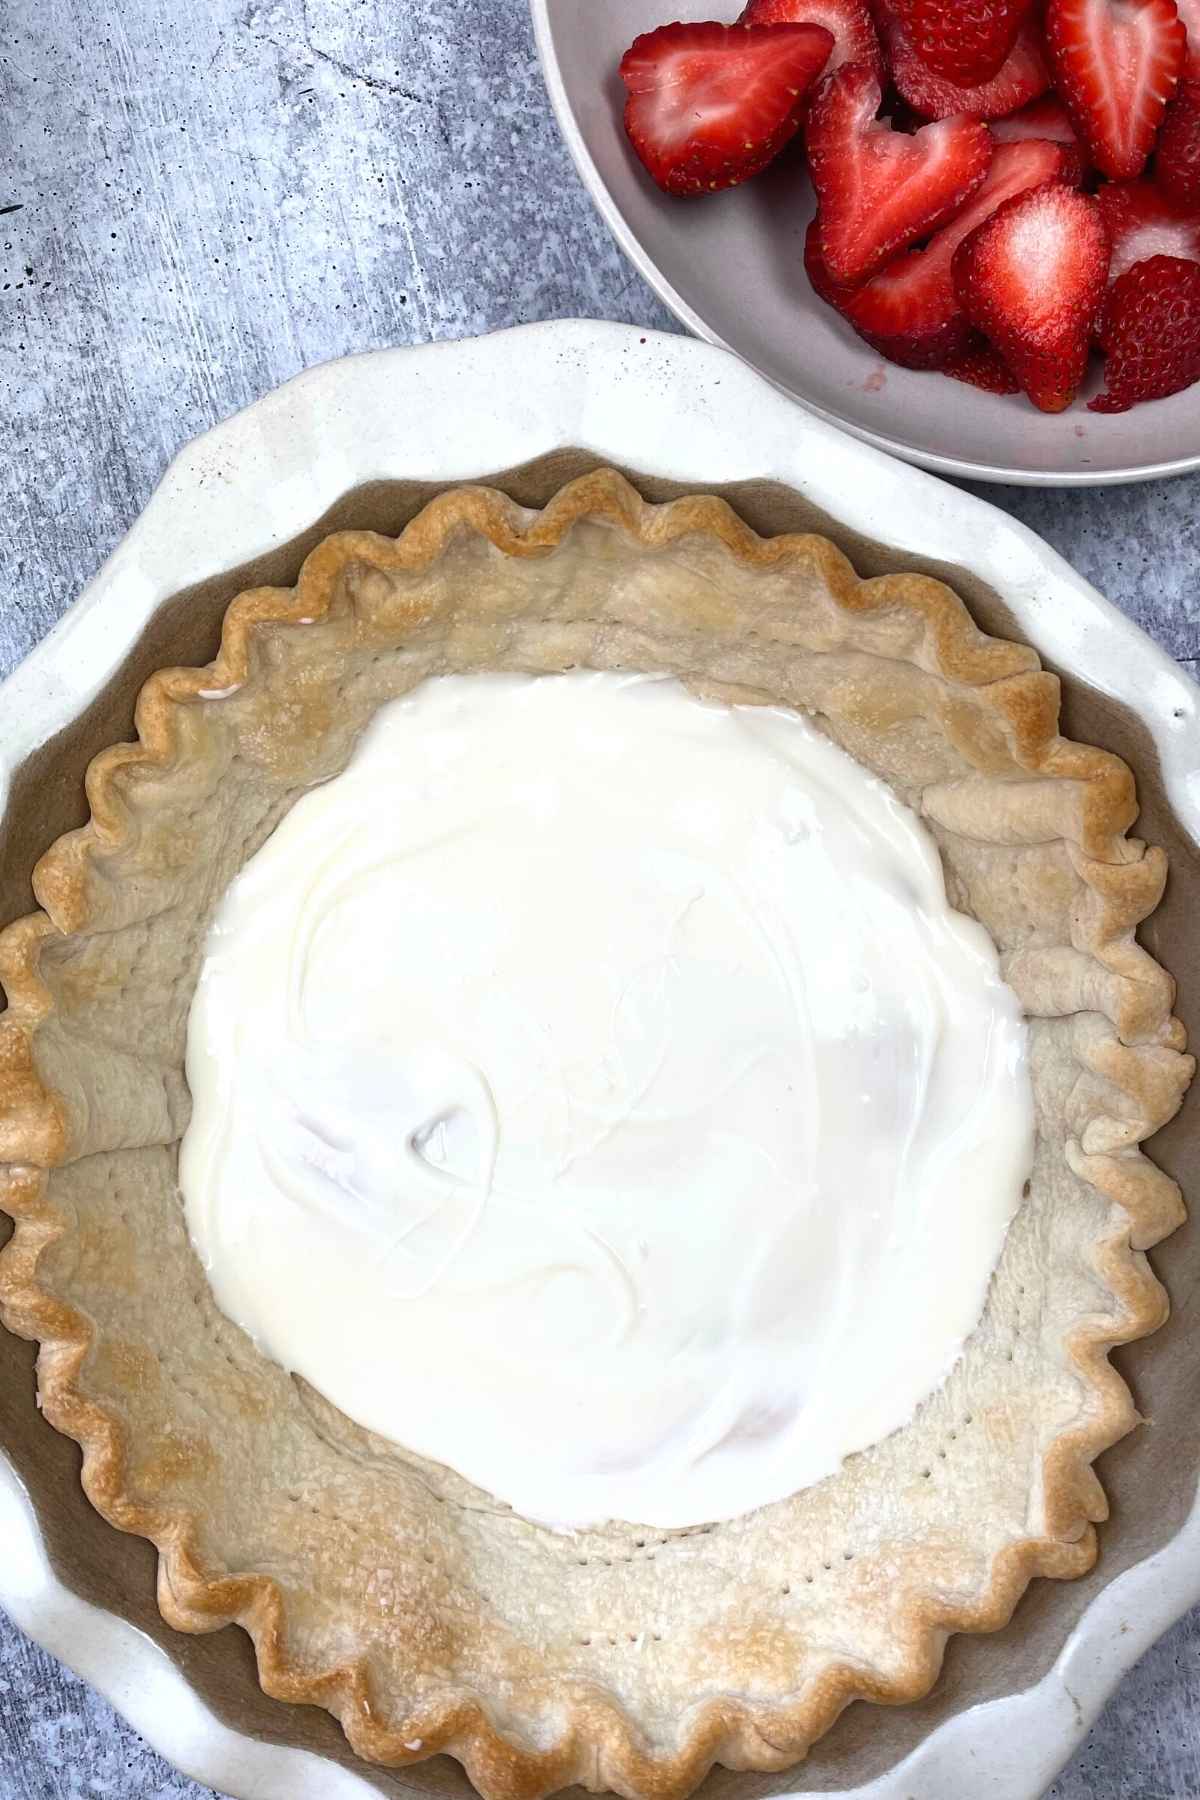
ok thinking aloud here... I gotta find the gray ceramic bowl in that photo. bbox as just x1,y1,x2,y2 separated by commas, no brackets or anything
532,0,1200,484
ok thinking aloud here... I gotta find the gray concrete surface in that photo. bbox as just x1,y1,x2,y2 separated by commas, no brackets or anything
1,2,1199,1796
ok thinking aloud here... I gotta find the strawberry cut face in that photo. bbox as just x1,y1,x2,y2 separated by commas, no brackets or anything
990,95,1082,148
1098,180,1200,282
1178,0,1200,76
809,138,1080,369
739,0,885,81
1046,0,1187,180
806,64,994,282
620,22,835,197
1158,79,1200,210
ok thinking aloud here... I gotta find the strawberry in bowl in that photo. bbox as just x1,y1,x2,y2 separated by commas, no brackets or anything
615,0,1200,413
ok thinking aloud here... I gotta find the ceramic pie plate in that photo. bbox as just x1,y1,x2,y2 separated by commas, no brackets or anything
0,321,1197,1800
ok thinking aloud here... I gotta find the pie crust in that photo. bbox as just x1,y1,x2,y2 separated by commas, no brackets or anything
0,470,1191,1800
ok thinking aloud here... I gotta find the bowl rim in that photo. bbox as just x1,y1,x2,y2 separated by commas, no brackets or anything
1,322,1199,1800
529,0,1200,490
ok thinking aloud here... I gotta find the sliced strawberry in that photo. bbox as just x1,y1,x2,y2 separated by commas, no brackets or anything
807,215,1023,388
1158,78,1200,209
1097,179,1200,281
839,262,973,363
990,95,1082,149
805,217,863,307
619,22,834,196
953,182,1111,410
1179,0,1200,77
881,0,1035,87
806,65,993,282
739,0,885,81
811,138,1080,367
883,11,1052,120
1091,253,1200,408
807,213,1023,388
1045,0,1186,181
941,336,1022,391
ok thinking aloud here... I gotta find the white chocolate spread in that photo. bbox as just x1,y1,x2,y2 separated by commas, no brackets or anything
180,671,1033,1529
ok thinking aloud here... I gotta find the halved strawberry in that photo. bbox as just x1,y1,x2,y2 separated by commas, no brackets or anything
827,244,975,357
739,0,885,81
953,182,1111,409
881,0,1035,87
809,138,1080,366
990,95,1082,149
1045,0,1186,181
1171,0,1200,206
1158,79,1200,209
806,64,993,282
806,221,1023,384
1097,179,1200,281
1179,0,1200,76
883,11,1053,120
941,336,1022,390
805,217,864,308
619,21,834,196
1091,253,1200,408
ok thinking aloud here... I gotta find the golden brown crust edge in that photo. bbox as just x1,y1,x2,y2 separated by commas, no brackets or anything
0,468,1192,1800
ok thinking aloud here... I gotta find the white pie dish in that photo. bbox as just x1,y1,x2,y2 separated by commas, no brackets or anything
0,320,1197,1800
530,0,1200,487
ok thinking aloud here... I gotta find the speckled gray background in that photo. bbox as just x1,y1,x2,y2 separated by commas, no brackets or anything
1,2,1199,1796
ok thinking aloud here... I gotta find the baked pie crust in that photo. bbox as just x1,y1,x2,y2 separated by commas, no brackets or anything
0,469,1191,1800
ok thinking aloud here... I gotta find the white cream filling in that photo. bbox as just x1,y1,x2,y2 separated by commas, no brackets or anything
180,671,1033,1530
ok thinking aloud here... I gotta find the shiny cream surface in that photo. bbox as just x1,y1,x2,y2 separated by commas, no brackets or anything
180,672,1032,1529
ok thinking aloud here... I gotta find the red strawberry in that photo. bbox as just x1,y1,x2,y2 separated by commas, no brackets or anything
1158,79,1200,208
810,138,1080,366
619,22,834,196
739,0,885,81
881,0,1035,87
883,12,1053,120
806,65,993,282
1098,179,1200,281
1091,253,1200,407
1045,0,1186,181
1179,0,1200,75
941,337,1022,390
953,182,1111,409
805,217,864,307
1165,5,1200,206
990,94,1082,148
806,221,1021,383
